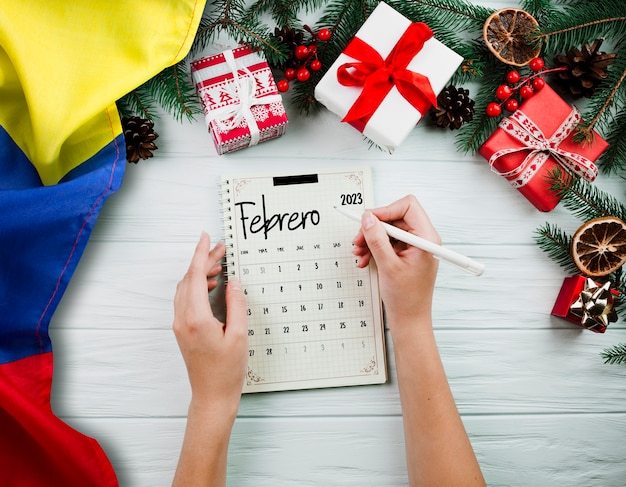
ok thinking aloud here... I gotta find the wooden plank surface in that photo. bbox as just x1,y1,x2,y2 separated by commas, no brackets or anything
48,1,626,484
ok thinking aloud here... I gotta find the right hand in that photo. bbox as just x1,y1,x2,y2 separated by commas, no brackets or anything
352,195,441,328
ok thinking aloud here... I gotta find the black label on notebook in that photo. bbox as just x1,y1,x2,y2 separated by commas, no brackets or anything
273,174,319,186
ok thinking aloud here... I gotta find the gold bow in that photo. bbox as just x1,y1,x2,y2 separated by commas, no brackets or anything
569,278,618,331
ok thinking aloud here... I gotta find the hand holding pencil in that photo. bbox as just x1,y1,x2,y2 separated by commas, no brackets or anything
347,195,484,327
336,203,484,276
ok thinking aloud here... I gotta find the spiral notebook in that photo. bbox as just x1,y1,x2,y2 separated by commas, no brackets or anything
221,166,387,393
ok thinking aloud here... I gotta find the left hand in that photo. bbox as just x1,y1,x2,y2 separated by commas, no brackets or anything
173,232,249,417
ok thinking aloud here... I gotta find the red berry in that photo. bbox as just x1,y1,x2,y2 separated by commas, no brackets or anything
531,77,545,91
529,57,544,72
486,102,502,117
277,79,289,92
495,85,512,100
295,45,309,60
520,85,534,99
317,28,331,42
297,68,310,82
284,68,296,80
310,59,322,71
506,70,521,84
504,98,519,112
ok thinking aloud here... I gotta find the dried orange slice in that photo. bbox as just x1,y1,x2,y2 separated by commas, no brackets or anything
483,8,541,66
571,216,626,276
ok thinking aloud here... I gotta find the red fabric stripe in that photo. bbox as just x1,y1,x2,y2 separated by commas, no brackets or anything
0,353,118,486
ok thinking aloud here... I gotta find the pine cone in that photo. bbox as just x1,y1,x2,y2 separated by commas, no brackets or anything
554,38,617,98
122,116,158,163
271,26,305,70
429,86,475,130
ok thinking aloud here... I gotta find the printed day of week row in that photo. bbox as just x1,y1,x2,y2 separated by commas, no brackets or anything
237,240,349,259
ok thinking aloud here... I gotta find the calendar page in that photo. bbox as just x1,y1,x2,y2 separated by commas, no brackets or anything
221,167,387,393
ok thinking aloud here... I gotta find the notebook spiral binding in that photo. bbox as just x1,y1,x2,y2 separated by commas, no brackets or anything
219,180,236,279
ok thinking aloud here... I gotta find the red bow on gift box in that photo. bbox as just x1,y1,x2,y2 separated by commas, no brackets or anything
336,21,438,126
488,107,598,188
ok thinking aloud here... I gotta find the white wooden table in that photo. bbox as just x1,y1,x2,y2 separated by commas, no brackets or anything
49,18,626,487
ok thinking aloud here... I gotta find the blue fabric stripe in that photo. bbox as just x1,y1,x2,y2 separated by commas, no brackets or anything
0,126,125,364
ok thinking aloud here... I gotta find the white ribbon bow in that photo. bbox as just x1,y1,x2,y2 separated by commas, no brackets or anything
489,107,598,188
205,49,283,146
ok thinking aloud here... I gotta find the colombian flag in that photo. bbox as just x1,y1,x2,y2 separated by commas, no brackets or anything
0,2,204,485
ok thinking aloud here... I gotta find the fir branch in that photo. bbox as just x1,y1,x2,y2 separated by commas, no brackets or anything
533,0,626,53
193,0,283,63
576,69,626,141
262,0,331,27
533,222,578,274
315,0,374,58
547,168,626,222
448,42,486,83
142,63,202,122
290,0,375,114
455,54,506,153
601,342,626,364
244,0,297,28
391,0,492,32
596,108,626,174
117,90,157,121
573,48,626,147
116,62,200,122
522,0,564,24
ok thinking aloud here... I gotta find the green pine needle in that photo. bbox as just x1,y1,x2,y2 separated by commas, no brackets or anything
117,61,202,122
522,0,564,24
157,63,202,122
455,57,506,153
534,222,578,274
546,168,626,223
601,342,626,364
534,0,626,53
388,0,492,32
598,108,626,174
290,0,376,114
117,90,157,121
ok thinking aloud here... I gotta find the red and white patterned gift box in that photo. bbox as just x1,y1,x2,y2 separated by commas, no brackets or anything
191,46,288,154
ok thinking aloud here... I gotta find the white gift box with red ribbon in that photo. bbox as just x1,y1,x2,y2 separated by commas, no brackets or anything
314,2,463,153
191,46,288,155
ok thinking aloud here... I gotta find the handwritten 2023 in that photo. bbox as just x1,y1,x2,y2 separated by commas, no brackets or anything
234,193,363,240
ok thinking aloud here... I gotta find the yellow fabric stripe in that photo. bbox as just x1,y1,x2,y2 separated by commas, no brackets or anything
0,1,205,185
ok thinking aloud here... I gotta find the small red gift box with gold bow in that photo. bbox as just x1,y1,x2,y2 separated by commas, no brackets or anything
551,275,619,333
479,84,608,212
191,46,288,155
315,2,462,153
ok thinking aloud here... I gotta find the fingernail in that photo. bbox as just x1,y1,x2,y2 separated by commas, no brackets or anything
362,211,376,230
229,278,242,291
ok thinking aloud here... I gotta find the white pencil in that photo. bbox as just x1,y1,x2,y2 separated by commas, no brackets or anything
334,206,485,277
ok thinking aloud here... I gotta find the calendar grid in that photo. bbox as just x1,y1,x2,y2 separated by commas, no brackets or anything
221,167,386,393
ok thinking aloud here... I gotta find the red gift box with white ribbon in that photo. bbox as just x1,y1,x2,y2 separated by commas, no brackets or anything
479,84,608,212
191,46,288,155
